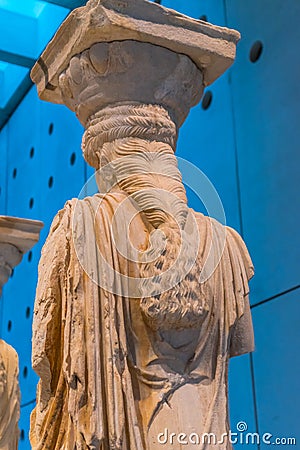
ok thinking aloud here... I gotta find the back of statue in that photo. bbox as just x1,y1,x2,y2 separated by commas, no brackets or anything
29,2,254,449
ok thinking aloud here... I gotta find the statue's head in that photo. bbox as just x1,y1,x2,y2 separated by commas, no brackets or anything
31,0,240,128
58,40,204,128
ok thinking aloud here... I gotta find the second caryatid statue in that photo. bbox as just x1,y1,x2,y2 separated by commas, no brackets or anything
30,1,254,449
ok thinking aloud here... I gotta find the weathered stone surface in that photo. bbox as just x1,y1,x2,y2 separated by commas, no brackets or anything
0,244,22,294
30,2,254,449
31,0,240,104
58,40,203,128
0,340,20,450
31,112,254,449
0,216,44,296
0,216,44,254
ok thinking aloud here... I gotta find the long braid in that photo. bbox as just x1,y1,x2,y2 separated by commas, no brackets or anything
82,104,209,330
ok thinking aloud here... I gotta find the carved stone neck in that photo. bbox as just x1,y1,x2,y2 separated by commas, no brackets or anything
83,103,188,229
82,103,178,168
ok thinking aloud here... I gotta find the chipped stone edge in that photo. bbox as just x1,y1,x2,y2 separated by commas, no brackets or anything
0,216,44,254
31,0,240,103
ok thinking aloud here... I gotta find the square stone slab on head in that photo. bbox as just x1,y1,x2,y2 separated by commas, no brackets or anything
0,216,44,294
0,216,44,254
31,0,240,104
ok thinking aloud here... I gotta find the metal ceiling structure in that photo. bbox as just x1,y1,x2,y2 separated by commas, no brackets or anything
0,0,86,129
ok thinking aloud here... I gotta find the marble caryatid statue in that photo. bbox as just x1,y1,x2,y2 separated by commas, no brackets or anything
30,1,254,449
0,216,43,449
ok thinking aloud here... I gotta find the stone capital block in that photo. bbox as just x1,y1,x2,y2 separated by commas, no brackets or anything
31,0,240,105
0,216,43,295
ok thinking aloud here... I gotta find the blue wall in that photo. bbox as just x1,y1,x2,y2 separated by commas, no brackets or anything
0,1,299,448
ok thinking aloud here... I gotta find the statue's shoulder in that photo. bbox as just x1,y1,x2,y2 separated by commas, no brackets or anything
48,193,105,233
59,192,128,213
225,225,254,280
47,191,131,238
193,210,254,281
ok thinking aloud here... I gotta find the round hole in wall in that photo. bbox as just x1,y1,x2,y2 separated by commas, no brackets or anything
26,306,30,319
201,91,213,110
12,168,17,179
30,147,34,158
249,40,263,63
48,176,54,188
70,152,76,166
7,320,12,332
48,123,54,135
29,198,34,209
199,14,207,22
20,429,25,441
28,251,32,262
23,366,28,378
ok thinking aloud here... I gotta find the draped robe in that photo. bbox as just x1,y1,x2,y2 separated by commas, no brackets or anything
30,191,254,450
